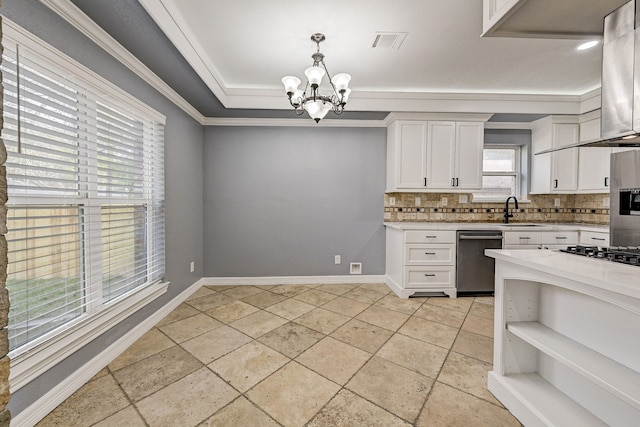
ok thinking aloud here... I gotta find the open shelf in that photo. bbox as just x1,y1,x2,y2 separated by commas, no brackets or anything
507,321,640,410
488,372,607,426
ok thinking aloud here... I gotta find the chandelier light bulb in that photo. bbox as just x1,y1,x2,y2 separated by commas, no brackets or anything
281,76,301,95
304,100,331,123
304,66,325,88
332,73,351,93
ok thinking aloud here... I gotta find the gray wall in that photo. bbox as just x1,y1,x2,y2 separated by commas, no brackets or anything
2,0,204,416
203,126,386,276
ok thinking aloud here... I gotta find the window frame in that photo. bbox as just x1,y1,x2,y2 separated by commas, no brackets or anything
2,19,168,392
473,144,524,202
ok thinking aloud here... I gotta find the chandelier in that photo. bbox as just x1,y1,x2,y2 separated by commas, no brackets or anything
281,33,351,123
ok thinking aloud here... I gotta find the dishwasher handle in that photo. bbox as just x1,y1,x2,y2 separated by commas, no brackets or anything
458,234,504,241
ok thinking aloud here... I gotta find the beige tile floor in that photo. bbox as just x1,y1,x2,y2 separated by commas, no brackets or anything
37,283,522,427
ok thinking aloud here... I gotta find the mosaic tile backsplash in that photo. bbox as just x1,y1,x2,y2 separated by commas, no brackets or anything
384,193,610,224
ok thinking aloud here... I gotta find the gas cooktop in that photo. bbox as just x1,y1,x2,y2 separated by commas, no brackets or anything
560,245,640,267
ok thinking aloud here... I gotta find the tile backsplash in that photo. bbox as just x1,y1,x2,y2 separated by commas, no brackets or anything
384,193,609,224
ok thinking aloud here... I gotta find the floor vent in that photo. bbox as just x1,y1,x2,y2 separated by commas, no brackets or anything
371,32,408,49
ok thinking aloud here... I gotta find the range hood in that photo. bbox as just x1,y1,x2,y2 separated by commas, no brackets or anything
538,0,640,154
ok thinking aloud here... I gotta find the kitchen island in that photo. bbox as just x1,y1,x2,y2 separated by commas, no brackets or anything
485,249,640,426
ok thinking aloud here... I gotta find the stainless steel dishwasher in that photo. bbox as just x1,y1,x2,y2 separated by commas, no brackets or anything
456,230,503,295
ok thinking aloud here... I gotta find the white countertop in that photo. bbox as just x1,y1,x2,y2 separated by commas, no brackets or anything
383,222,608,232
486,249,640,300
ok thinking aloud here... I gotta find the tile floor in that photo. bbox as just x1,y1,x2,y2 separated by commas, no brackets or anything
36,283,521,426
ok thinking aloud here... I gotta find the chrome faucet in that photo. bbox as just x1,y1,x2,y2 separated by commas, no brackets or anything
504,196,519,224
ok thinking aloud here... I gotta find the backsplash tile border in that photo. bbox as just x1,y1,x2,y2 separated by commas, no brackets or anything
384,193,609,225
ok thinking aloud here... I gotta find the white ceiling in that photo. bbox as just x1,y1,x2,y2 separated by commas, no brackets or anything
137,0,624,114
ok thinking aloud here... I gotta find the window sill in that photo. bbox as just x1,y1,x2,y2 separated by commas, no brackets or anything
9,280,169,392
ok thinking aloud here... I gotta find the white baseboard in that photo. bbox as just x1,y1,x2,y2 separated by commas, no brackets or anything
11,278,205,427
201,275,387,286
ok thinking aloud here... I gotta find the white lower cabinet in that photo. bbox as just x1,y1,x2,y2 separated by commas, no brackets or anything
579,230,610,247
489,253,640,426
386,228,456,298
504,230,578,250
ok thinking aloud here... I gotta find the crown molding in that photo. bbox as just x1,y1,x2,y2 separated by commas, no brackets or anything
137,0,230,106
40,0,206,125
41,0,602,123
203,117,387,127
484,122,532,130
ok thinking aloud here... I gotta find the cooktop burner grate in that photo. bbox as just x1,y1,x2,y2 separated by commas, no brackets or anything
560,245,640,266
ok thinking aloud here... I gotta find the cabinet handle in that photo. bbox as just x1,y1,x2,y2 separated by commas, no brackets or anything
519,237,531,240
591,237,606,241
451,178,455,187
424,252,436,255
425,235,437,238
456,177,459,187
424,273,436,277
423,177,427,187
604,177,609,187
553,179,558,188
555,236,567,240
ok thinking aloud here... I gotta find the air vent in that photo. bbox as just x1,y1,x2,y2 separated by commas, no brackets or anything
371,32,408,49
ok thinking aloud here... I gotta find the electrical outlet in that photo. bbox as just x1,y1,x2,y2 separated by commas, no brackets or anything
334,255,341,264
415,197,421,206
554,198,561,207
389,197,396,206
190,261,195,273
459,195,468,204
441,197,448,206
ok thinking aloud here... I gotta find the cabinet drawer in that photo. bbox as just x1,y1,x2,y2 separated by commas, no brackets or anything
405,230,456,244
541,231,578,245
579,231,610,247
404,267,455,289
503,232,542,246
405,244,455,265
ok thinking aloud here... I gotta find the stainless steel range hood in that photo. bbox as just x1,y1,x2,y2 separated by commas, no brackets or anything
538,0,640,154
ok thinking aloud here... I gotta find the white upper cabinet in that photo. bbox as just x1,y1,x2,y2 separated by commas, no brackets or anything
578,113,611,193
426,121,456,188
386,121,428,190
386,117,485,192
427,121,484,190
550,123,579,191
531,115,579,194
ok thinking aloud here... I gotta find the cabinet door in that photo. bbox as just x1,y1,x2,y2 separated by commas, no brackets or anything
397,122,428,189
455,122,484,189
426,121,456,189
551,124,579,191
578,147,611,192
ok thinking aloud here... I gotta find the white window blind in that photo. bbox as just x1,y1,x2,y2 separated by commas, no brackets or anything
2,39,165,352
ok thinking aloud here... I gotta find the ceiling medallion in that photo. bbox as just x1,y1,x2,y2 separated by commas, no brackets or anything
281,33,351,123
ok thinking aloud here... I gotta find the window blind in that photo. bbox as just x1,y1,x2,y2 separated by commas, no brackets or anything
2,40,165,351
